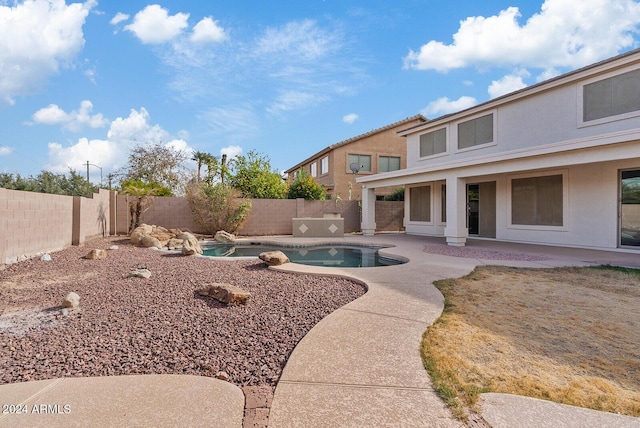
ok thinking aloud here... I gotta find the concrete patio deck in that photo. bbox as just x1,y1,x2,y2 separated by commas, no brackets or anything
1,234,639,427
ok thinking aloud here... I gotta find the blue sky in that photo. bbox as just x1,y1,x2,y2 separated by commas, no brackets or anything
1,0,640,184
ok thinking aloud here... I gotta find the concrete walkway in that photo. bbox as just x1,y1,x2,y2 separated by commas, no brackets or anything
266,234,640,427
1,234,639,427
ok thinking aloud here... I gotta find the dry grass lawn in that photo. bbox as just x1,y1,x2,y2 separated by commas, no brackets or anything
421,265,640,422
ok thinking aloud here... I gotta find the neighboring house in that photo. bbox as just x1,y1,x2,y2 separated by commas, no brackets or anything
285,115,426,201
358,49,640,251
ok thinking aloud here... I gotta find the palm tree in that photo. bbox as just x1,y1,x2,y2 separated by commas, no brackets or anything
192,151,215,182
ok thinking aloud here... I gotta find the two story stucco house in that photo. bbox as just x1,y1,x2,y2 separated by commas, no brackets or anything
285,115,426,201
358,49,640,251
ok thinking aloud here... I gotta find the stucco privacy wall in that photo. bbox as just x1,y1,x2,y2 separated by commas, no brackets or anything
121,196,369,235
115,195,198,235
0,188,114,267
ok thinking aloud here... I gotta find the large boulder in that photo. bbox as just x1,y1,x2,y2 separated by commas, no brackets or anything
259,251,289,266
197,283,251,305
214,231,236,242
182,237,203,255
130,229,146,245
140,235,163,249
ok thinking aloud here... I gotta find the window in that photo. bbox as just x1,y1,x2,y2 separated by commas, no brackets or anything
310,162,317,177
409,186,431,222
584,68,640,122
511,174,563,226
420,128,447,157
379,156,400,172
458,113,493,150
347,154,371,172
321,156,329,174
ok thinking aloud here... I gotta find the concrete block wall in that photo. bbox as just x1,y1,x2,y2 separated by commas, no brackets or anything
72,189,114,245
237,199,298,236
115,195,198,234
375,201,405,231
0,188,74,265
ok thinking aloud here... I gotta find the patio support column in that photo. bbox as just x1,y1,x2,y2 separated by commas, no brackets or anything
361,186,376,236
444,176,468,246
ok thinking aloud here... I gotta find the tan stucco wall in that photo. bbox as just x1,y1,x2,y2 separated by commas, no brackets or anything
289,117,424,202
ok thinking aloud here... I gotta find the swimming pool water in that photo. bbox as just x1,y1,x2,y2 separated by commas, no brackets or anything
202,243,405,268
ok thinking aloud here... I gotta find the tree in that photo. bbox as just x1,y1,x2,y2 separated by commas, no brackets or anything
192,150,216,182
120,179,172,232
287,168,327,200
121,142,189,195
226,150,287,199
0,170,96,197
186,181,251,234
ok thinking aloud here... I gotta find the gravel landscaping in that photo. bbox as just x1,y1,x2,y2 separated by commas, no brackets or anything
0,237,366,388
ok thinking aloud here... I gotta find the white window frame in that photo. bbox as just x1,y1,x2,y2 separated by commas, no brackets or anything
453,110,497,153
310,162,317,177
320,156,329,175
418,126,449,159
577,65,640,128
378,155,401,173
405,183,434,225
346,153,372,174
507,169,569,231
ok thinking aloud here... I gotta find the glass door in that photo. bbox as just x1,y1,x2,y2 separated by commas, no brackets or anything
620,169,640,247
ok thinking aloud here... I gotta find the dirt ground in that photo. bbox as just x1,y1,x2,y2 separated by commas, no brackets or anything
422,265,640,420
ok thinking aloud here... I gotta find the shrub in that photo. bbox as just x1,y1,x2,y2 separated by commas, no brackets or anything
186,182,251,234
287,169,327,200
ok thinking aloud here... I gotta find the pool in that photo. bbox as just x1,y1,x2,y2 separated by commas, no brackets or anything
201,242,406,268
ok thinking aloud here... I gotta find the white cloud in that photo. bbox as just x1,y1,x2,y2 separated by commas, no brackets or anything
488,69,531,99
0,0,96,105
221,145,242,160
343,113,359,124
124,4,189,44
32,100,108,131
256,19,338,61
110,12,129,26
421,96,478,117
403,0,640,76
45,107,190,178
0,146,12,156
190,16,226,43
199,106,259,141
267,90,327,115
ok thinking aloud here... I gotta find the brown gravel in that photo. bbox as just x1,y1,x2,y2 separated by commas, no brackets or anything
0,237,366,389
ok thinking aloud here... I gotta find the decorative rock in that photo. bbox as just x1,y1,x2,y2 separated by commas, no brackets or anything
40,253,52,262
176,232,196,241
214,230,236,242
259,251,289,266
197,283,251,305
214,371,230,381
140,235,163,249
128,268,152,279
62,292,80,309
182,237,203,256
167,238,184,250
130,230,145,245
84,249,107,260
108,245,119,250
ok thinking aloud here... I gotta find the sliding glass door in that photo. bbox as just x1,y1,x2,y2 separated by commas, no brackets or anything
620,169,640,247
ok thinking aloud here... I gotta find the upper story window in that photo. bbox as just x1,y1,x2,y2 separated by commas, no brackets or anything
347,154,371,172
379,156,400,172
419,128,446,157
583,68,640,122
457,113,493,150
321,156,329,174
310,162,317,177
